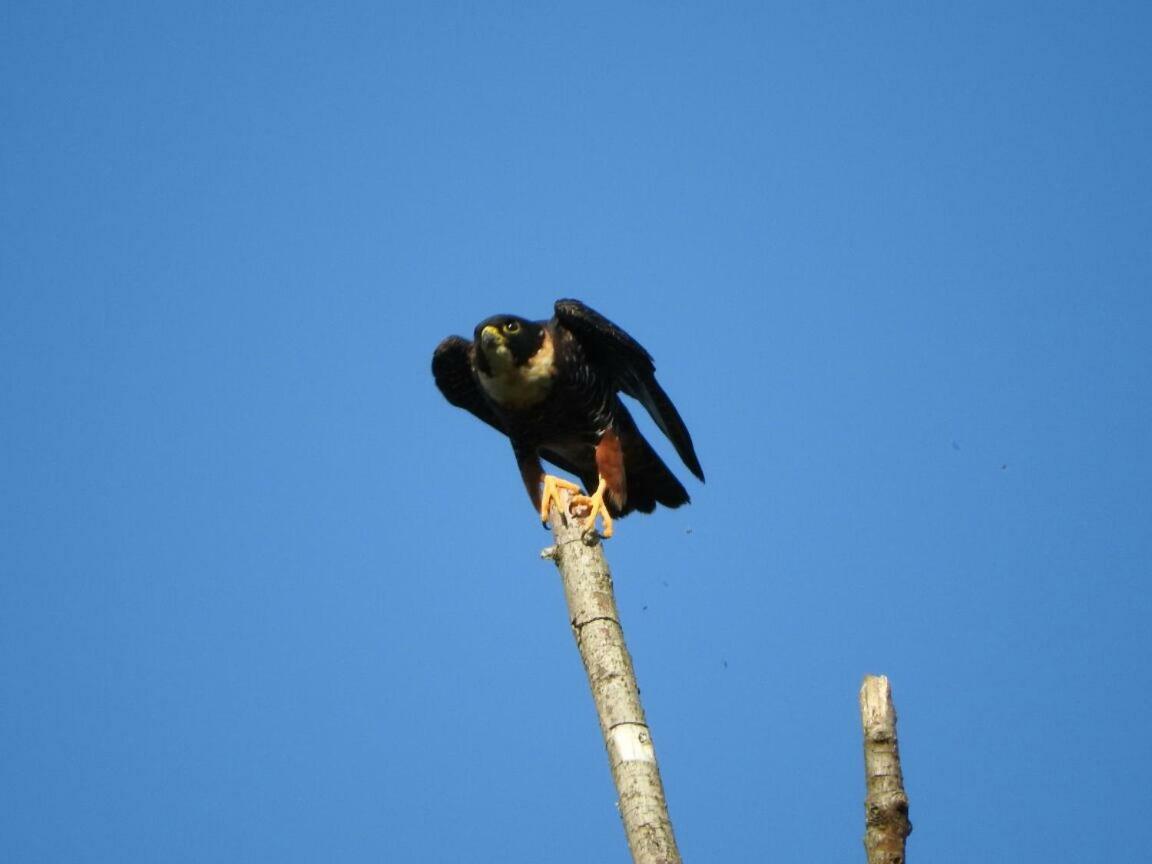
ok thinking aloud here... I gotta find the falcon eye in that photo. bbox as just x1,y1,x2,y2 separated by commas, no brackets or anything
504,321,521,334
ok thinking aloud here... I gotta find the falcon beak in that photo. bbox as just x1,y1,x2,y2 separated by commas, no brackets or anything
480,325,504,349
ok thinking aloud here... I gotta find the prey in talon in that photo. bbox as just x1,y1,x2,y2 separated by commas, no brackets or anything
432,299,704,538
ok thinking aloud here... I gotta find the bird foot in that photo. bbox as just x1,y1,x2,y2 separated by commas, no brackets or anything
539,474,582,526
569,476,614,539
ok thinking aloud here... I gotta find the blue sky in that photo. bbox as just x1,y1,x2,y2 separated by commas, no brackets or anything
3,3,1150,861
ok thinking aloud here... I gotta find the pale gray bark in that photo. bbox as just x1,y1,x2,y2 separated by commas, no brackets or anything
541,490,681,864
860,675,912,864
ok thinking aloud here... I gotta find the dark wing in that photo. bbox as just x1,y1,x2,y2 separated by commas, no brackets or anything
431,336,506,435
554,299,704,481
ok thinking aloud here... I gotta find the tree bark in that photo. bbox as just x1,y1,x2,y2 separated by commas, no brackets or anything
541,490,682,864
860,675,912,864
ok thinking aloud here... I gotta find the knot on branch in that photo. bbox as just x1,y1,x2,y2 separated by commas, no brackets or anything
866,793,911,827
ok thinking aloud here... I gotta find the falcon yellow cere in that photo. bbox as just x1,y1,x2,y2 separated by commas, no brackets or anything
432,299,704,538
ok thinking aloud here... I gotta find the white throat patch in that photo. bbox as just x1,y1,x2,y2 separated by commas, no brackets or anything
477,331,556,407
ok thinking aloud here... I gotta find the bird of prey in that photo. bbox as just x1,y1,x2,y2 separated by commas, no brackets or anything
431,299,704,537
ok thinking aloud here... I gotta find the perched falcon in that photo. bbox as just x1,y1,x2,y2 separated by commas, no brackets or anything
431,299,704,537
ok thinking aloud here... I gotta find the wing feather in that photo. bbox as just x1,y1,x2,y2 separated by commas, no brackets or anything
553,299,704,481
431,336,506,435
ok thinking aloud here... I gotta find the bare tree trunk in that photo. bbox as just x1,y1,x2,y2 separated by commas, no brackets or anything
541,490,682,864
860,675,912,864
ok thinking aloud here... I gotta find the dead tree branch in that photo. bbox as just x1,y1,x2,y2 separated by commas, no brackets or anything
860,675,912,864
541,490,681,864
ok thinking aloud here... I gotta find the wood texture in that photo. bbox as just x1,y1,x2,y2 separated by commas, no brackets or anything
542,490,681,864
860,675,912,864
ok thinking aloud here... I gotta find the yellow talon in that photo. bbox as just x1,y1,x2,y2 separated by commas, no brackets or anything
569,475,614,539
540,474,582,525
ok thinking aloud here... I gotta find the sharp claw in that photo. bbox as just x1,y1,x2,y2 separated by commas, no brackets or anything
539,475,583,527
568,475,614,539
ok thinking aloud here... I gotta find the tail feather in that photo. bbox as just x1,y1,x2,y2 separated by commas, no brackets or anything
540,409,693,519
612,424,690,517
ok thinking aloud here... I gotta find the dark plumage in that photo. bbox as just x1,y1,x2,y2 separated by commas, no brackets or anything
432,299,703,535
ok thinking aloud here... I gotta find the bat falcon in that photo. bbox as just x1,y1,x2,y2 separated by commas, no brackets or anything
431,299,704,537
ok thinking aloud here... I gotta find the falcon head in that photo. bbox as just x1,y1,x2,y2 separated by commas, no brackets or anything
473,315,545,376
472,314,555,407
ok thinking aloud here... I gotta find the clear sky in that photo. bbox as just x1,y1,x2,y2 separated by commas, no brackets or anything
3,3,1150,862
